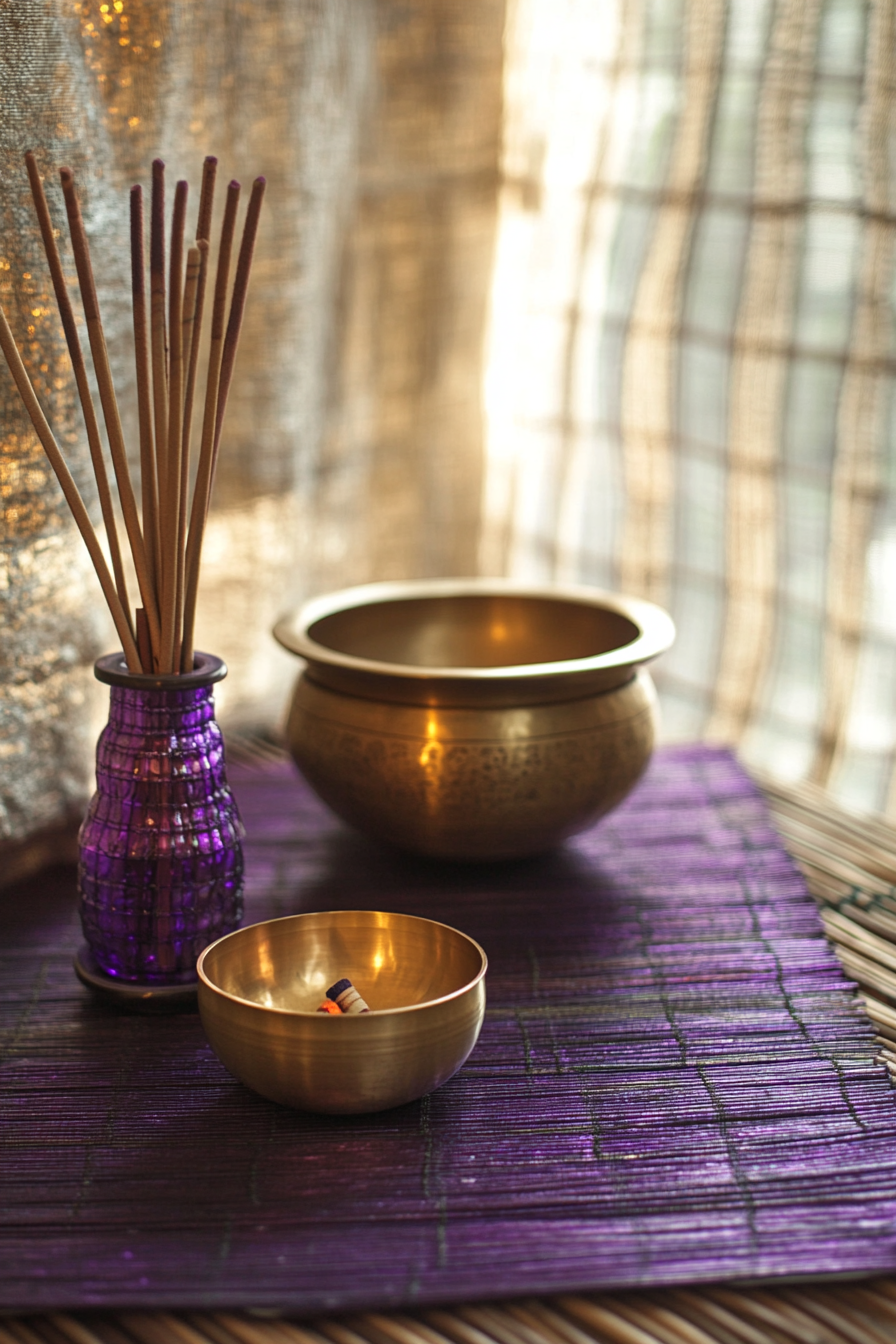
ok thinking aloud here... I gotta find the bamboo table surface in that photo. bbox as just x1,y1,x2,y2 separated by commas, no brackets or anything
5,749,896,1344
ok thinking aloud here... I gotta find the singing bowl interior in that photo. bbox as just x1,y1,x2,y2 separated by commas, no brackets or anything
197,911,488,1113
273,579,674,696
199,909,485,1013
308,594,638,669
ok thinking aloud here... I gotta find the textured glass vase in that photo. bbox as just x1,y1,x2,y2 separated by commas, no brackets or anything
78,652,244,984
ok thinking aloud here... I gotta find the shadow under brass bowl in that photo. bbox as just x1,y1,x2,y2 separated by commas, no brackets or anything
197,910,487,1114
274,579,675,861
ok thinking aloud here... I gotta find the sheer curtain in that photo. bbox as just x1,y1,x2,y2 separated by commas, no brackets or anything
2,0,896,875
483,0,896,817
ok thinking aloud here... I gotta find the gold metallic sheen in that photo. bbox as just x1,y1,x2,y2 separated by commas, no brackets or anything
197,910,487,1114
274,580,675,860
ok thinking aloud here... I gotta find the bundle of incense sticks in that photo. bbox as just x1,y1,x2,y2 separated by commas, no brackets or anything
0,153,265,675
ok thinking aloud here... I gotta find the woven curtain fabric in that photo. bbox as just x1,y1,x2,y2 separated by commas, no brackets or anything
0,0,502,859
482,0,896,817
3,0,896,857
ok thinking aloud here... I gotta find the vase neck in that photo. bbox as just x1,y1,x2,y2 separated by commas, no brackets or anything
107,682,217,734
94,650,227,690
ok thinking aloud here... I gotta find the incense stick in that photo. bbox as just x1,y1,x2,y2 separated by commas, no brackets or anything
179,243,203,477
160,179,188,673
183,156,217,449
172,160,217,672
180,180,241,671
3,152,264,678
174,242,205,672
23,153,133,633
213,176,266,455
130,184,161,626
59,166,162,663
0,302,142,671
135,608,153,671
197,156,218,245
150,159,169,543
181,176,265,670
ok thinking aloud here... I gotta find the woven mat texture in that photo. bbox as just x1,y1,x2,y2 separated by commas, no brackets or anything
2,744,896,1314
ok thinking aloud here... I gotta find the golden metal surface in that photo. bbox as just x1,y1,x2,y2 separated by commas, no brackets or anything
197,910,487,1114
274,578,675,706
274,580,674,859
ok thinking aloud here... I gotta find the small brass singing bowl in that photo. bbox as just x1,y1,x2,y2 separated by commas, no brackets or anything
274,579,675,861
197,910,487,1114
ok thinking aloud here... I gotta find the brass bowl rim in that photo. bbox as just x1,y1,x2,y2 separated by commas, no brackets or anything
272,578,674,683
197,909,488,1016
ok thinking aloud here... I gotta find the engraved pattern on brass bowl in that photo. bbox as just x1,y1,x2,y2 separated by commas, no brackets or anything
198,910,487,1114
274,580,675,860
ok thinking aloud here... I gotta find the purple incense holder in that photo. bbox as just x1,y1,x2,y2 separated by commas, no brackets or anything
76,651,244,1001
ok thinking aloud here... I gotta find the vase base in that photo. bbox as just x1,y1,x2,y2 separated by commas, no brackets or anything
74,946,198,1013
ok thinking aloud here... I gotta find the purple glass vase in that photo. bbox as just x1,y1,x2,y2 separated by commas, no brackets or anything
78,651,244,985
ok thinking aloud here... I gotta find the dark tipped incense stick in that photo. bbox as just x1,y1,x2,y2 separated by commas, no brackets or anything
160,179,188,672
213,176,266,455
197,156,218,245
150,159,168,530
181,238,208,460
183,156,217,448
0,302,142,671
130,184,160,624
24,152,133,633
180,180,241,671
182,177,265,669
181,177,265,669
174,164,217,668
59,166,161,663
180,246,202,425
174,241,204,671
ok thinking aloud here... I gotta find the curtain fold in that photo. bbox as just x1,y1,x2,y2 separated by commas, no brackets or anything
4,0,896,866
483,0,896,817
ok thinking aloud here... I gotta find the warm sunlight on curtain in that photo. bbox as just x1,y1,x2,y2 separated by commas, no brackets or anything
3,0,896,868
0,0,502,863
482,0,896,816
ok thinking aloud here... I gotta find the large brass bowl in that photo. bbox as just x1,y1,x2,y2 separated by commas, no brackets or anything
273,579,674,860
198,910,487,1114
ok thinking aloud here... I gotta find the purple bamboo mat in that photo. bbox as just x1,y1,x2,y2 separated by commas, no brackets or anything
2,744,896,1313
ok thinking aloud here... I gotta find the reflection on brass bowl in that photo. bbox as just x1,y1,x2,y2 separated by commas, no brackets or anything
273,579,675,861
198,910,487,1114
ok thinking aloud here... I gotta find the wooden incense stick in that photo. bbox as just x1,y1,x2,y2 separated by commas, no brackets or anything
180,180,241,671
59,166,162,663
24,152,133,633
160,179,188,672
173,241,205,671
0,302,142,671
181,176,266,670
135,608,153,671
150,159,168,537
130,184,161,624
173,160,216,671
179,245,204,475
213,176,267,455
183,156,217,449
